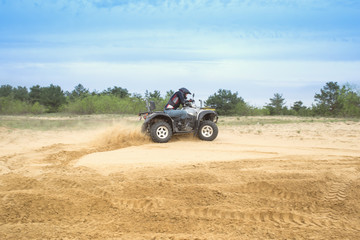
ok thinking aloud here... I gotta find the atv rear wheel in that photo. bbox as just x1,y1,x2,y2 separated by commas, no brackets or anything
150,121,172,143
198,121,218,141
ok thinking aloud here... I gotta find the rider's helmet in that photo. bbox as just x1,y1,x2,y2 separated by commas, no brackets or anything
179,87,191,98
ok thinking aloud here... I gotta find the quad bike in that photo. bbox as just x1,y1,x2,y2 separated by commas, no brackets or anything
139,96,218,143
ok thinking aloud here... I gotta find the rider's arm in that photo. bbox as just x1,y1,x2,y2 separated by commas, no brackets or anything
178,92,186,106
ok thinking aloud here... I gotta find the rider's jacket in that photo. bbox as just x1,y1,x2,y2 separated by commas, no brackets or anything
164,91,186,110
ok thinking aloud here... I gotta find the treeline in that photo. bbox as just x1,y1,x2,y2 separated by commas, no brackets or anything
0,82,359,117
206,82,360,117
0,84,169,115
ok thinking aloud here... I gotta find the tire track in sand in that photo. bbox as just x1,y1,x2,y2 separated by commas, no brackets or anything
228,181,302,201
322,180,360,231
176,207,360,231
324,181,349,202
113,198,164,212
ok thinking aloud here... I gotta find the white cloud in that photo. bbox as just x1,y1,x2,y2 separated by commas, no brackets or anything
2,28,359,64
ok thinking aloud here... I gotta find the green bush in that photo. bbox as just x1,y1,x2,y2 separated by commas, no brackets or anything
248,106,270,116
63,95,96,114
0,97,45,115
30,102,46,114
63,95,147,114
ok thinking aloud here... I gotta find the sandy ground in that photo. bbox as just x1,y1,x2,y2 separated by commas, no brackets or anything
0,116,360,239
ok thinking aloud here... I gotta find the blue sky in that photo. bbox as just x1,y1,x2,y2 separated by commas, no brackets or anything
1,0,360,106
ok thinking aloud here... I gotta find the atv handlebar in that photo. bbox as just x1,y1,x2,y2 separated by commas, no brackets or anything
184,101,193,107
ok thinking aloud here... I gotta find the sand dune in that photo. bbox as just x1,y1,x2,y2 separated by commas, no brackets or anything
1,117,359,239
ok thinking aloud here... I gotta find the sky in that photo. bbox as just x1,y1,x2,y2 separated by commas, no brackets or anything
1,0,360,106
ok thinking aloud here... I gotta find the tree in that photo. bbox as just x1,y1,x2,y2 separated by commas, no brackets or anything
292,101,307,112
69,84,89,101
13,86,29,102
266,93,286,115
206,89,245,115
292,101,304,112
131,93,143,100
165,90,175,99
337,83,360,117
103,86,129,98
144,90,162,100
0,85,13,98
291,101,310,116
149,90,161,100
314,82,342,116
29,85,42,104
40,84,66,112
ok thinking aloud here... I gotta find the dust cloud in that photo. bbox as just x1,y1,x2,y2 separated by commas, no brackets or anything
90,124,151,152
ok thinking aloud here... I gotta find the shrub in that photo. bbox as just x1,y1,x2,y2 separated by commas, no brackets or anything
63,95,147,115
0,97,45,115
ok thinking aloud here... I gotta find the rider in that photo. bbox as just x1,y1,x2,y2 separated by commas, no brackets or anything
164,87,192,125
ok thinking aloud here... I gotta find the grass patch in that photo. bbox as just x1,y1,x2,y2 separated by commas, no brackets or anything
0,114,141,131
1,114,358,131
217,116,360,126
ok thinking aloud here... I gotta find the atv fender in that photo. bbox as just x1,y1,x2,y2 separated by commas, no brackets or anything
143,112,175,132
198,110,218,123
193,110,218,136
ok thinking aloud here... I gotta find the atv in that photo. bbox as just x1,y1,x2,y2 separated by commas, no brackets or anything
139,96,218,143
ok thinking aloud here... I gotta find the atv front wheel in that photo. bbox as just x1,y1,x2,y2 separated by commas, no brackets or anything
198,121,218,141
150,121,172,143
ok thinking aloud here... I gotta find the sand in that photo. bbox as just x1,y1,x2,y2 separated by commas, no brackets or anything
0,116,359,239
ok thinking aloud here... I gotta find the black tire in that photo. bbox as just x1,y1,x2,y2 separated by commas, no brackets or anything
150,121,173,143
198,121,218,141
